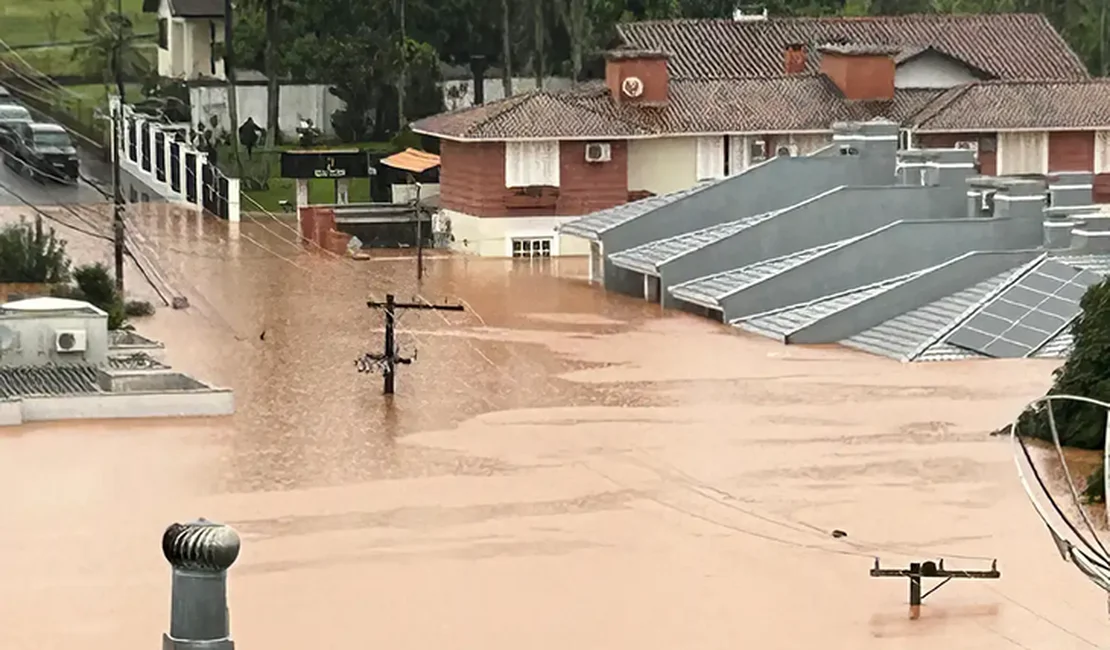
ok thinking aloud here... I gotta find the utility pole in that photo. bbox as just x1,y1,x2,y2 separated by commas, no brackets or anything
870,558,1000,619
412,175,423,281
357,293,464,395
112,0,125,292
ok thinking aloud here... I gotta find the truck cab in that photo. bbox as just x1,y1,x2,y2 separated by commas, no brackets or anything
6,122,79,184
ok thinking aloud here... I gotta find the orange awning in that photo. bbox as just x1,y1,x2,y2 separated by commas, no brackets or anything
380,148,441,174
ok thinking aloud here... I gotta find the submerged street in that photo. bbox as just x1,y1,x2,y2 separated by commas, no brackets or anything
0,208,1106,649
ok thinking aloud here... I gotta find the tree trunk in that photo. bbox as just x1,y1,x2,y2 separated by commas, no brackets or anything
224,0,244,177
500,0,513,97
559,0,586,81
533,0,544,88
396,0,408,133
264,0,279,149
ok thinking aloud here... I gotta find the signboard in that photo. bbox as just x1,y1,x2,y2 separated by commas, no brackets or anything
280,150,376,179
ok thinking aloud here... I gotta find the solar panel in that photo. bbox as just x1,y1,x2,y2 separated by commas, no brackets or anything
946,260,1103,358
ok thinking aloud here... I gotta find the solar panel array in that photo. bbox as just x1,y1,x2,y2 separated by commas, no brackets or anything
945,259,1103,358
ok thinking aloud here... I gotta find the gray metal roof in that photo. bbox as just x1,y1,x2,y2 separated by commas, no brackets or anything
0,365,100,398
732,270,926,341
108,353,169,370
842,263,1035,362
1026,252,1110,359
668,239,851,309
1032,329,1073,358
608,210,778,275
558,181,716,240
1051,253,1110,275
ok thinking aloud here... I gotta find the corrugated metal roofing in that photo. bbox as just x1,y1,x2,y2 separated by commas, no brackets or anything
732,269,925,340
1032,329,1073,358
1051,253,1110,276
0,365,101,398
1024,253,1110,359
607,210,777,275
842,265,1031,361
558,181,716,240
669,239,847,309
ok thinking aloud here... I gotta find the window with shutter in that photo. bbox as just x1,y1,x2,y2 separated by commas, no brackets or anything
1095,131,1110,173
695,136,725,180
505,141,560,187
997,132,1048,175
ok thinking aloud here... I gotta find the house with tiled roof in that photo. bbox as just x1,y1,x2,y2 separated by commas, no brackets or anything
143,0,226,80
412,12,1110,258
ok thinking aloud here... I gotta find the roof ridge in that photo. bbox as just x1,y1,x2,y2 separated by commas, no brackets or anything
618,12,1050,27
910,83,975,128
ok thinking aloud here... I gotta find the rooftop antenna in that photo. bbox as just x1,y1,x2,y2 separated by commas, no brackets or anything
1012,394,1110,615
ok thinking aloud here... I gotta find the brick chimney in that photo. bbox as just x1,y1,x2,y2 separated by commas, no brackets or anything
818,44,897,101
604,49,670,105
784,43,806,74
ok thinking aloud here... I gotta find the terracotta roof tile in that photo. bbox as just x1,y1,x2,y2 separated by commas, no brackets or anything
911,79,1110,131
616,14,1088,80
412,78,944,140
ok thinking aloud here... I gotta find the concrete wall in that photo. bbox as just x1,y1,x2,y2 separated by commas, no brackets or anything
190,84,345,137
716,216,1046,320
14,390,234,425
628,138,698,195
786,250,1041,343
657,185,963,304
0,314,109,366
442,77,575,111
894,52,980,89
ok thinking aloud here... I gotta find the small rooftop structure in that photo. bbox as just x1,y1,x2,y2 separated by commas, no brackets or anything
380,148,441,174
0,297,231,425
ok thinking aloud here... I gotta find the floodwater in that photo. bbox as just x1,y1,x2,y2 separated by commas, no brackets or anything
0,204,1109,649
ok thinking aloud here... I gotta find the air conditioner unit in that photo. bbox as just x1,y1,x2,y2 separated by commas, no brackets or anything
585,142,611,163
750,140,767,161
775,144,798,157
955,140,978,152
55,329,87,353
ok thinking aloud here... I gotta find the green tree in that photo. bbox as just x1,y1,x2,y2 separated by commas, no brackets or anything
72,0,150,102
71,263,126,330
0,217,70,285
1017,279,1110,501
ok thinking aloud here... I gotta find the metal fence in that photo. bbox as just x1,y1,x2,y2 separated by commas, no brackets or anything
113,98,240,223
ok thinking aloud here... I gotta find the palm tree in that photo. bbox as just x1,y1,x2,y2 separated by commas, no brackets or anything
72,0,150,106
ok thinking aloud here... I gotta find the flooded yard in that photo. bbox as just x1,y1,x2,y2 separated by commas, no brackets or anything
0,207,1106,649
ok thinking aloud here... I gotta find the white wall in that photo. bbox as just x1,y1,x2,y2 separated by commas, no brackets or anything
442,76,574,111
15,390,234,425
440,209,590,257
0,313,109,366
895,52,980,89
628,137,698,195
156,0,224,81
190,84,344,136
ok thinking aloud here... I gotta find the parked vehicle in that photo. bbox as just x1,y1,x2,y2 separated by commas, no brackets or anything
0,85,17,106
4,122,79,184
0,105,31,150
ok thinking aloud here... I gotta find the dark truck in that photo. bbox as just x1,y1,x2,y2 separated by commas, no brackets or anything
0,104,31,150
5,122,78,184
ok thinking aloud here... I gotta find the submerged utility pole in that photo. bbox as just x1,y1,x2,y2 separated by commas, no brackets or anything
414,178,423,281
357,293,464,395
870,558,1000,619
112,0,126,292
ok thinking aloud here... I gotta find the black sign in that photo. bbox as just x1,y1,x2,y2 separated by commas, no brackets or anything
280,150,375,179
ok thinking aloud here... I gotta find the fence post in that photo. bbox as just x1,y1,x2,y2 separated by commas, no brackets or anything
161,518,241,650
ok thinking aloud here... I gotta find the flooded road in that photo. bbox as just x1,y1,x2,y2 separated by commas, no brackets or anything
0,206,1108,649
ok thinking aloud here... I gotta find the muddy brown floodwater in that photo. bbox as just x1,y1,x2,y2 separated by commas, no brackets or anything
0,206,1109,649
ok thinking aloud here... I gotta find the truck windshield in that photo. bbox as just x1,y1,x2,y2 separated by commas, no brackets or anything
33,132,71,148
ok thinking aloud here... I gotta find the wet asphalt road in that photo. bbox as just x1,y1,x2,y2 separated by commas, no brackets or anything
0,148,112,207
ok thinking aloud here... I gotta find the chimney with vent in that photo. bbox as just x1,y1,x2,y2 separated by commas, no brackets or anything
604,49,670,105
784,43,806,74
818,44,897,101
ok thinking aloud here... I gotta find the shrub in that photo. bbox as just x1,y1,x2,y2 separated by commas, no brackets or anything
124,299,155,317
71,263,126,330
0,217,71,284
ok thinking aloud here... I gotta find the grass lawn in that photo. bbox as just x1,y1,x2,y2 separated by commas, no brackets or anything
0,43,156,77
0,0,155,47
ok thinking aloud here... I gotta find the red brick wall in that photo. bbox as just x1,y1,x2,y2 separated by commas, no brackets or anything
439,139,628,217
1048,131,1095,171
916,133,997,176
819,53,894,101
605,57,669,105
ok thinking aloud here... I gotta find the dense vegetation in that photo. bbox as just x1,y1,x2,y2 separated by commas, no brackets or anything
0,217,71,284
1017,279,1110,502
